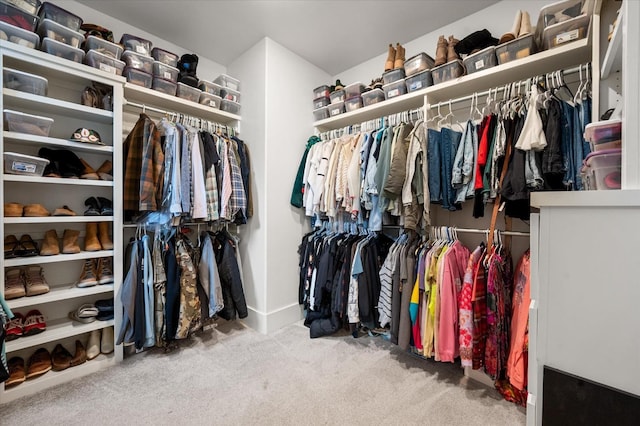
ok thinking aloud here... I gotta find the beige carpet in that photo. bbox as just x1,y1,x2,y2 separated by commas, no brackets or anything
0,321,525,425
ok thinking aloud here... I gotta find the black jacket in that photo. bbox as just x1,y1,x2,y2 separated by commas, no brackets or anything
212,231,248,320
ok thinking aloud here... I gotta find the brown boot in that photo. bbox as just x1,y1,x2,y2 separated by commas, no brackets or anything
447,36,460,63
80,159,99,180
384,43,396,72
62,229,81,254
23,204,50,217
96,160,112,181
394,43,405,70
40,230,60,256
85,223,101,251
4,202,23,217
98,222,113,250
435,35,448,66
70,340,87,367
518,11,532,37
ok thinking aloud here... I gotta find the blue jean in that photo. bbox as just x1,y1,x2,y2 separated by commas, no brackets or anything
427,129,441,203
572,99,592,191
440,127,462,210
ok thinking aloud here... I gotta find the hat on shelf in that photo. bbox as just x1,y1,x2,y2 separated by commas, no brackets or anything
70,128,103,145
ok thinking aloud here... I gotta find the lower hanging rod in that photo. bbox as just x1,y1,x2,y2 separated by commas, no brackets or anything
449,227,530,237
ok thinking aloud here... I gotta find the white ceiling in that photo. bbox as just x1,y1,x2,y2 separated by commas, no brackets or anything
77,0,498,75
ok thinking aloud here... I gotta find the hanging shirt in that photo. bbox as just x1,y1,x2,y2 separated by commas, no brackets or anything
189,128,207,219
219,136,233,220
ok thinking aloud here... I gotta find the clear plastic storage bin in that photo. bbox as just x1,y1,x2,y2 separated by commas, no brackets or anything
463,46,497,74
120,33,152,56
85,49,125,75
151,47,178,68
313,85,330,99
404,52,435,77
313,106,329,121
199,92,222,109
383,68,406,85
362,88,385,106
41,37,84,63
121,50,154,74
330,89,345,104
496,34,536,64
431,60,465,84
328,101,344,117
405,69,432,92
538,0,587,30
5,0,40,15
0,20,39,49
176,82,201,103
3,109,53,136
221,99,241,115
382,79,407,99
4,152,49,176
221,87,240,103
3,67,47,95
153,61,179,82
313,96,330,110
0,1,38,31
198,80,222,96
152,77,177,96
581,149,621,190
38,1,82,31
345,96,363,112
37,18,83,48
345,82,365,99
84,35,123,60
123,67,152,88
213,74,240,91
542,14,590,50
584,119,622,152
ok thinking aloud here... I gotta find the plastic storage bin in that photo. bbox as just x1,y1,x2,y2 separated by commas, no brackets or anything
123,67,152,88
383,68,406,85
313,106,329,121
41,37,84,63
5,0,40,15
542,14,590,50
313,96,330,110
37,18,83,48
221,87,240,103
198,80,222,96
463,46,497,74
345,96,363,112
0,20,39,48
120,33,152,56
3,109,53,136
496,34,536,64
152,61,179,82
38,2,82,31
345,82,365,99
404,52,435,77
3,67,47,95
581,149,621,190
330,89,345,104
405,69,432,92
431,60,465,84
84,35,123,60
4,152,49,176
199,92,222,109
176,82,201,103
328,101,344,117
151,47,179,68
221,99,241,115
313,85,330,99
121,50,154,74
152,77,177,96
85,49,125,75
584,119,622,152
382,79,407,99
0,1,39,31
213,74,240,91
362,88,385,106
539,0,586,29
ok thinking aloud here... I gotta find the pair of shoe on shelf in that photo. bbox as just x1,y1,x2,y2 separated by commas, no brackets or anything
4,203,78,217
75,258,114,288
434,36,461,67
499,10,533,45
69,299,113,322
84,197,113,216
4,234,39,259
5,309,46,340
37,148,112,181
384,42,406,71
40,223,113,256
4,266,50,300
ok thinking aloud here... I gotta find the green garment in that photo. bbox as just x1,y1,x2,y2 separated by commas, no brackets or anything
290,136,321,208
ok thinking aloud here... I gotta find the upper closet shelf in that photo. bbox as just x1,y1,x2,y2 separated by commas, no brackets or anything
3,132,114,154
3,175,113,187
531,190,640,208
315,38,590,131
124,83,241,124
601,6,623,79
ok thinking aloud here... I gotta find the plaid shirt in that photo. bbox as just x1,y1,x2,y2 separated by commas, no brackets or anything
204,134,220,221
227,139,247,222
219,138,232,220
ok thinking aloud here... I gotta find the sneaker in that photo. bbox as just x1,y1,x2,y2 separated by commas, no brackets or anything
22,310,46,336
6,313,24,341
4,268,25,299
97,257,114,285
23,266,50,297
76,259,98,288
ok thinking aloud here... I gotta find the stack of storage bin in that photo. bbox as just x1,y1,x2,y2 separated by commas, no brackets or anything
312,85,330,120
36,2,85,63
215,74,241,114
0,0,41,49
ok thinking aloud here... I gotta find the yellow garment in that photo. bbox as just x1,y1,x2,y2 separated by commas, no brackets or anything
423,245,446,357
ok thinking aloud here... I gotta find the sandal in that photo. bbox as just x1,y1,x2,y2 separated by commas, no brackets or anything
4,234,20,258
18,234,39,257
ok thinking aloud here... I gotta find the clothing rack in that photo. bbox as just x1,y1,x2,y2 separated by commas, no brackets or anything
318,107,423,141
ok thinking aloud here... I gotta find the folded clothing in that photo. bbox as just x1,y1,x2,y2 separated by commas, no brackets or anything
95,299,114,321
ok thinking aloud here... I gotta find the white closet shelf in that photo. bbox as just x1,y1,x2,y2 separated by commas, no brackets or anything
3,89,114,124
314,38,591,131
0,354,116,403
5,318,114,353
601,6,623,79
531,189,640,208
7,284,114,310
4,216,113,224
2,132,114,154
124,83,241,124
3,175,114,187
4,250,114,267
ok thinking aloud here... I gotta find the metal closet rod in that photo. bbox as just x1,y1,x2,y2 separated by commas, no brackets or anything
319,107,424,139
123,221,236,229
124,100,236,132
444,227,530,237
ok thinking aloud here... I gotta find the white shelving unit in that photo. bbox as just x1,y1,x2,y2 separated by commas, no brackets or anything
0,40,124,403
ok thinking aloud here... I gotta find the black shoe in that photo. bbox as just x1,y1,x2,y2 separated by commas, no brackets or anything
38,148,84,178
96,197,113,216
84,197,101,216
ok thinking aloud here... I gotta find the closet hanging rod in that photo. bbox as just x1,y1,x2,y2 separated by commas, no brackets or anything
449,227,530,237
124,100,236,132
122,221,236,229
124,100,168,116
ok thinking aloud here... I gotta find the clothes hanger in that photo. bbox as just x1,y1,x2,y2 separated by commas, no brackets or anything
426,102,443,128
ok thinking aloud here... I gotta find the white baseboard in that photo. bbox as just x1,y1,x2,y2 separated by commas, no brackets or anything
241,303,303,334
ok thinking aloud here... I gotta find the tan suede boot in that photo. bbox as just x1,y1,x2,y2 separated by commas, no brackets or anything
96,160,113,181
23,204,50,217
394,43,405,70
40,230,60,256
85,223,101,251
98,222,113,250
435,35,448,67
62,229,81,254
518,11,532,37
499,9,522,44
384,43,396,72
4,202,23,217
80,159,99,180
447,36,460,63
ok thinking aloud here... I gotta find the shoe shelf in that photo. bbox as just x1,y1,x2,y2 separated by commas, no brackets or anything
2,175,114,187
4,216,114,224
5,318,114,353
7,284,114,310
1,353,116,404
2,132,114,154
5,250,114,267
601,5,623,79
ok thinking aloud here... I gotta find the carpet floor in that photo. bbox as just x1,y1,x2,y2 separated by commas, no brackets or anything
0,321,526,425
